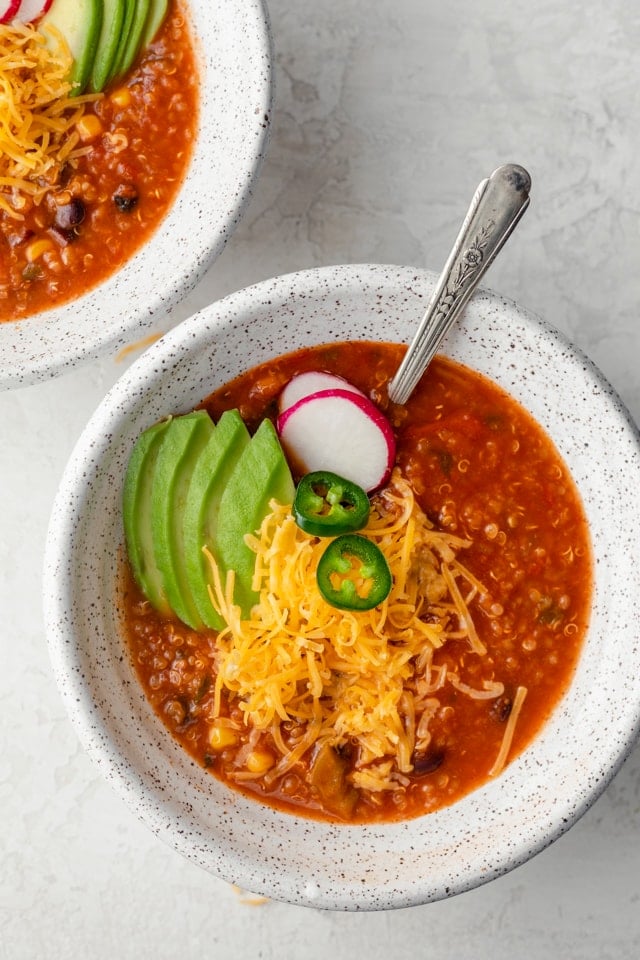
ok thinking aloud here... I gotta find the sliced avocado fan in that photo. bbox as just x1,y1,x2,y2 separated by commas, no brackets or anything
41,0,171,95
123,410,295,630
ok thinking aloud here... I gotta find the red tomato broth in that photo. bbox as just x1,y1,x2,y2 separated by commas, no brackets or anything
122,341,592,823
0,1,198,322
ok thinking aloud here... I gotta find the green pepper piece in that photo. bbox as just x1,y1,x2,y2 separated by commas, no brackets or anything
316,534,392,611
293,471,370,538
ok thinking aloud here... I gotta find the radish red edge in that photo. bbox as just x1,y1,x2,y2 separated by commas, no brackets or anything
276,388,396,492
12,0,52,22
278,370,365,415
0,0,22,24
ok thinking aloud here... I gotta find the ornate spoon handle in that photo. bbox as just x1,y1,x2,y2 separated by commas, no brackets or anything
387,163,531,405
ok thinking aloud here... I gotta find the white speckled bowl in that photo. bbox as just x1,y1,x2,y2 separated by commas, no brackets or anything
44,264,640,910
0,0,272,391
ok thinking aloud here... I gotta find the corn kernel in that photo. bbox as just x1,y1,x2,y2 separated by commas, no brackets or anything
110,87,132,108
25,238,54,262
246,750,274,774
76,113,103,143
208,724,238,751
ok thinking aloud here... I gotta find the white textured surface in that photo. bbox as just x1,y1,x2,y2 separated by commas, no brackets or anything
3,0,640,953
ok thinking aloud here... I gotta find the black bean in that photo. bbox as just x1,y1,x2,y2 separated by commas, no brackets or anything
412,749,445,776
53,198,85,231
113,183,139,212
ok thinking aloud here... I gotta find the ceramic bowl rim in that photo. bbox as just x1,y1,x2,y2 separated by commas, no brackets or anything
43,263,640,910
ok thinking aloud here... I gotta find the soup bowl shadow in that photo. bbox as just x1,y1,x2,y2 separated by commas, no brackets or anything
43,263,640,910
0,0,273,391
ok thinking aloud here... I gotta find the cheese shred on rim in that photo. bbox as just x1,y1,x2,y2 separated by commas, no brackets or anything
205,469,526,794
0,21,101,220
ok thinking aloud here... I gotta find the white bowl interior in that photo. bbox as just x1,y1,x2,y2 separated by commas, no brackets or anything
44,264,640,910
0,0,273,390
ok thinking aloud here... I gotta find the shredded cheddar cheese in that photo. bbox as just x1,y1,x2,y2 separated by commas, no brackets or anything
0,22,101,220
205,470,526,794
489,685,528,777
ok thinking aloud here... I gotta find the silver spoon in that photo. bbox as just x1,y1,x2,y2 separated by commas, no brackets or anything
387,163,531,405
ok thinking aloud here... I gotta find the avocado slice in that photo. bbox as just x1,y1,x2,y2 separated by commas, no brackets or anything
150,410,216,630
141,0,168,47
41,0,103,94
122,417,173,616
89,0,126,93
109,0,136,83
216,419,295,618
114,0,151,81
182,409,251,630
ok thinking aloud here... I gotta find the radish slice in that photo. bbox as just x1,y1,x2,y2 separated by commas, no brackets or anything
1,1,22,24
17,0,52,21
279,371,365,414
277,389,396,492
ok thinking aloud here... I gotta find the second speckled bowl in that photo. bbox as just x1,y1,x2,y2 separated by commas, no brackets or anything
43,264,640,910
0,0,273,390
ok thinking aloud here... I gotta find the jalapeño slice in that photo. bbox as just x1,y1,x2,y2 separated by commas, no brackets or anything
316,534,392,611
293,471,370,538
